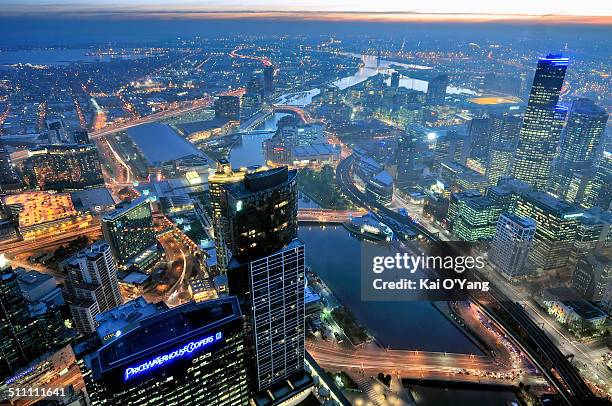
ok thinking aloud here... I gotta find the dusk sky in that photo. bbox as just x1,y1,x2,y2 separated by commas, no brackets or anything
2,0,610,23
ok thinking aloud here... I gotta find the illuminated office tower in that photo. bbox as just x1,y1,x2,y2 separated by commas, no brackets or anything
222,167,305,393
486,147,515,185
514,191,583,270
550,98,608,201
74,297,250,406
101,196,160,270
485,111,522,183
512,54,569,190
490,213,536,280
263,65,274,94
450,194,502,241
214,95,241,120
425,74,449,105
0,142,22,192
208,159,247,273
63,241,123,335
24,144,104,191
587,151,612,210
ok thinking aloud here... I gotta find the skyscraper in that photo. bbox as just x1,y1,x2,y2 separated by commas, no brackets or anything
587,151,612,210
221,167,305,393
396,127,419,186
208,159,247,274
550,98,608,201
101,196,160,270
425,74,449,105
24,144,104,191
0,257,67,378
450,195,502,241
263,65,274,95
0,142,22,192
1,259,39,378
74,296,250,406
485,111,522,184
221,167,298,262
467,117,491,165
63,241,123,335
571,253,611,301
490,213,536,280
514,191,583,270
390,71,400,88
512,55,569,190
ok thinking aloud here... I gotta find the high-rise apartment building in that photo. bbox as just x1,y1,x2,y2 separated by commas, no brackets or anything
220,167,298,262
74,296,250,406
512,55,569,190
101,196,160,270
396,127,420,187
63,241,123,335
425,74,449,105
208,159,247,273
263,65,274,94
220,167,305,393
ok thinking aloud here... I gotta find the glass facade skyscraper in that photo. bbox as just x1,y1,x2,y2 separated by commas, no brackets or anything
512,54,569,190
74,297,250,406
220,167,298,263
550,98,608,201
221,167,305,393
425,74,449,105
101,196,160,269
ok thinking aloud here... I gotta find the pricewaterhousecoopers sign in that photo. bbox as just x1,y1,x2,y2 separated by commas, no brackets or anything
123,332,223,382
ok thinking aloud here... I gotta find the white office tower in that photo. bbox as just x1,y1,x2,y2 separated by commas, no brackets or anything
490,213,536,280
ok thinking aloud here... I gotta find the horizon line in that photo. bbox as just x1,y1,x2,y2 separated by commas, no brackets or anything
1,10,611,25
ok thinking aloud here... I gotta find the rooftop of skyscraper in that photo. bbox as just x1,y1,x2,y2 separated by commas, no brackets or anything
522,191,584,217
226,166,297,196
102,195,150,221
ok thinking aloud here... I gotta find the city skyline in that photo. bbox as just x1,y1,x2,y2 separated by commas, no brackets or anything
0,7,610,405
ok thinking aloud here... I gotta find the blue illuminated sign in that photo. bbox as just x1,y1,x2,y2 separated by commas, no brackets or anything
5,366,35,385
123,332,223,381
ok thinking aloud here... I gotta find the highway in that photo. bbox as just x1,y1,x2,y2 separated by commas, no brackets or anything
334,154,600,405
0,223,102,256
